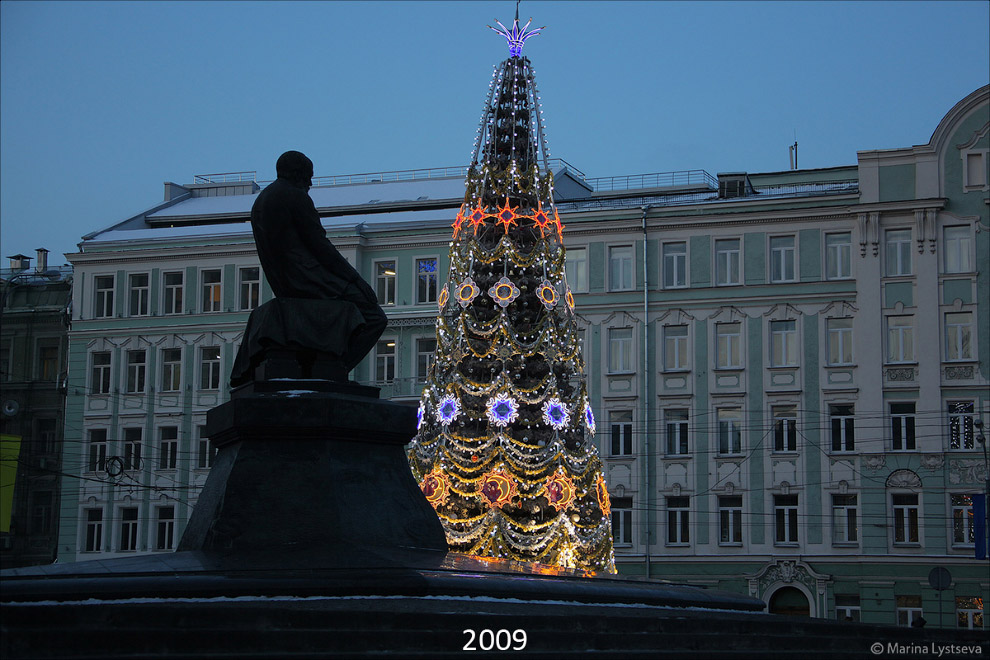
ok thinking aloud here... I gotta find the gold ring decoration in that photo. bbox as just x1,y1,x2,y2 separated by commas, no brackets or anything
544,471,576,512
479,468,518,509
565,288,575,310
537,280,558,310
438,285,449,310
595,473,611,517
488,276,520,307
456,277,480,307
420,469,451,509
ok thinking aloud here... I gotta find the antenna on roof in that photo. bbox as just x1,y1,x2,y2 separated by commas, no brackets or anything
789,140,798,170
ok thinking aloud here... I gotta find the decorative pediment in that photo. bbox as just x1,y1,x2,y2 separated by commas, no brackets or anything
603,310,639,326
764,303,800,321
820,301,859,319
708,306,748,323
746,559,831,599
885,469,921,489
657,308,696,325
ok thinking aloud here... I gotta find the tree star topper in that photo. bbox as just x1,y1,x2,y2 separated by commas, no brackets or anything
488,17,544,57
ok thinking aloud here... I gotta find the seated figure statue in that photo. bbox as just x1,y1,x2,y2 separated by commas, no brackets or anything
230,151,387,387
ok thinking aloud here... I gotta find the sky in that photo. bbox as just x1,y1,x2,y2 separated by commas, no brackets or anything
1,1,988,265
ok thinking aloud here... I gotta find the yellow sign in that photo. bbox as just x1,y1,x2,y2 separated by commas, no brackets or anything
1,434,23,533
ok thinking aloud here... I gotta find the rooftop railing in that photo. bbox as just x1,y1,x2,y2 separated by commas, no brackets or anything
585,169,718,192
193,171,258,184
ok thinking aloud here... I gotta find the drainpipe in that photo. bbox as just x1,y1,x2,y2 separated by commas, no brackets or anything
642,204,652,578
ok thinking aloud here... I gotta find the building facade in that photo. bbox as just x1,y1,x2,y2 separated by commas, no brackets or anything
56,86,988,627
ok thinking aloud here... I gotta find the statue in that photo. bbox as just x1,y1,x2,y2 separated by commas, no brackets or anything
230,151,387,387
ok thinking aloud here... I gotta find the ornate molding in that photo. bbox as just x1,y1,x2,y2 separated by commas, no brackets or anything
885,367,915,382
919,454,944,471
886,469,922,489
858,211,880,257
948,459,987,485
862,454,886,473
746,559,831,600
944,365,974,380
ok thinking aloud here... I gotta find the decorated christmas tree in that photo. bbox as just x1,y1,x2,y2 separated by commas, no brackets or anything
408,16,616,573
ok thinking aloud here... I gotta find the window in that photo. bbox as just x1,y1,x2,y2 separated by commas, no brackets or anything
159,427,178,470
825,233,851,280
123,428,142,470
830,404,855,452
29,491,53,535
610,411,633,456
87,429,107,472
948,401,975,450
773,406,797,452
885,229,912,276
611,496,633,545
835,595,861,622
565,247,589,293
717,408,742,455
665,409,689,456
892,494,919,544
956,597,984,630
827,318,853,365
129,273,149,316
716,322,742,369
662,242,686,288
196,425,215,469
886,316,914,363
719,496,743,545
769,236,796,282
943,226,973,273
94,275,114,318
37,344,59,381
156,507,175,551
951,494,975,547
91,352,111,394
161,348,181,392
945,312,973,361
200,346,220,390
375,261,396,305
239,267,260,310
832,494,858,544
608,245,634,291
35,418,57,455
201,269,222,312
770,320,798,367
416,338,436,383
119,507,138,551
663,325,689,371
608,327,634,373
774,494,799,544
890,403,916,451
125,350,146,393
895,596,923,627
963,150,988,189
163,271,183,315
375,340,396,383
84,508,103,552
416,258,438,304
666,496,690,545
715,239,740,286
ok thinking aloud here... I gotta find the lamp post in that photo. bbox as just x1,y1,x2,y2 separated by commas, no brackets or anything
975,418,988,560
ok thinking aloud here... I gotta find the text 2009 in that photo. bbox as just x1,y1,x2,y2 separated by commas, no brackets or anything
462,629,527,651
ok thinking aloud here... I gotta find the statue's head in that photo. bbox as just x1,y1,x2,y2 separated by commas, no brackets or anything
275,150,314,191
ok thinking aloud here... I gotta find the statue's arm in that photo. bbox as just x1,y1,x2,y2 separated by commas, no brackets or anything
295,194,360,283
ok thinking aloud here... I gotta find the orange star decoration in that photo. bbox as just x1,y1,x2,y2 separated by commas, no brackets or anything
543,471,576,512
551,208,564,239
479,468,518,509
420,470,451,509
595,474,611,517
495,197,519,233
468,203,487,235
532,200,552,237
451,206,467,238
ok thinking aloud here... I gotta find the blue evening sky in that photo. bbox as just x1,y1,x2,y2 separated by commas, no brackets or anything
1,1,988,264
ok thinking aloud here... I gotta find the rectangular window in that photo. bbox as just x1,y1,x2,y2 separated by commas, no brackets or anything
773,406,797,452
608,327,634,373
770,320,798,367
416,338,437,383
719,496,743,545
375,261,396,305
201,269,222,312
892,494,920,544
416,258,438,304
832,494,858,544
129,273,149,316
375,340,396,383
965,151,988,188
36,418,57,455
197,425,215,469
156,507,175,551
565,247,589,293
945,312,973,361
161,348,181,392
119,507,138,551
951,494,974,546
610,411,633,456
890,402,916,451
895,595,923,627
948,401,975,450
91,352,111,395
159,427,178,470
886,316,914,363
825,233,851,280
94,275,114,318
125,350,146,393
716,322,742,369
163,271,183,315
943,226,972,273
662,242,687,288
956,596,984,630
666,496,690,545
84,508,103,552
718,408,742,455
663,325,689,371
608,245,634,291
29,491,53,535
770,236,796,282
835,594,861,622
665,409,689,456
87,429,107,472
830,404,855,452
827,318,853,365
774,494,799,544
715,239,740,286
885,229,912,276
199,346,220,390
239,267,260,310
123,427,142,470
37,344,59,381
611,496,633,545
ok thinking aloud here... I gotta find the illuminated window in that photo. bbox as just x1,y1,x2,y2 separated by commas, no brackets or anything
886,316,914,363
375,340,396,383
951,494,974,547
945,312,973,361
770,320,798,367
416,258,438,304
948,401,975,450
375,261,396,305
201,269,222,312
956,597,984,630
37,343,59,381
895,596,923,627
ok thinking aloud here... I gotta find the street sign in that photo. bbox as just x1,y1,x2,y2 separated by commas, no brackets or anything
928,567,951,591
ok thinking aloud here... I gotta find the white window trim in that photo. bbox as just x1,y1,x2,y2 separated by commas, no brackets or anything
162,271,185,315
372,258,398,306
960,147,989,192
414,255,440,305
565,246,590,293
715,322,743,370
199,268,223,314
714,238,742,287
662,324,690,372
92,273,116,319
768,235,797,283
128,272,151,317
890,491,922,547
607,244,635,292
824,232,852,280
661,241,688,289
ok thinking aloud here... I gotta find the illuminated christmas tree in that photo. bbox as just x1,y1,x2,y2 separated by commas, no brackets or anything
408,16,615,573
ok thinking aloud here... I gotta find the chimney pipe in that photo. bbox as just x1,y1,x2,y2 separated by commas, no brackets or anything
35,248,49,273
